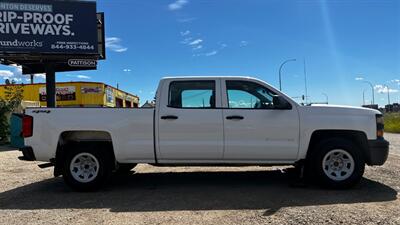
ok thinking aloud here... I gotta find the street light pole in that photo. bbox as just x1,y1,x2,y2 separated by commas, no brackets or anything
384,84,391,105
322,93,328,104
362,89,367,105
278,58,296,91
303,58,309,104
363,80,375,105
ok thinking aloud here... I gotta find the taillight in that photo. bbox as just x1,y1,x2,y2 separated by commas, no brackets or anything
22,115,33,138
376,114,384,139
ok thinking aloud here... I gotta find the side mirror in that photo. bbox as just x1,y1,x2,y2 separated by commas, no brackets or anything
273,96,292,110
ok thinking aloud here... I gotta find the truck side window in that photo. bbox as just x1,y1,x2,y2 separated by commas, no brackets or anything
226,80,276,109
168,81,216,108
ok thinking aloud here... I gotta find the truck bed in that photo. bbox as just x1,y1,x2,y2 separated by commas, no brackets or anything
25,108,156,163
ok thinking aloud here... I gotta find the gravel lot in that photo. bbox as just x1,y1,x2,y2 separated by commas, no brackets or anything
0,134,399,225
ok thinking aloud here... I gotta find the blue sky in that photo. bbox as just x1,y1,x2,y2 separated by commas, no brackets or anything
1,0,399,106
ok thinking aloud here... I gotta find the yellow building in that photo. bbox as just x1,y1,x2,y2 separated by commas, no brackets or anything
0,81,139,108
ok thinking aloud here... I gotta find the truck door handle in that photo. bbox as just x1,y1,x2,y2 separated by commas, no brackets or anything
161,115,179,120
226,115,244,120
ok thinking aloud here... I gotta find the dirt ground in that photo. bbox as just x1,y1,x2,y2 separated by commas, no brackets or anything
0,134,399,225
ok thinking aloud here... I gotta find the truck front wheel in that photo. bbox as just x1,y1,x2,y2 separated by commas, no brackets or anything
62,144,112,191
309,138,365,189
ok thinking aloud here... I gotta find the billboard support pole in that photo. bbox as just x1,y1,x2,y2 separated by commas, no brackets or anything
45,63,56,108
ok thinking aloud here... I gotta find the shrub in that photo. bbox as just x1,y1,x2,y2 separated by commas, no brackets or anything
384,112,400,133
0,82,24,144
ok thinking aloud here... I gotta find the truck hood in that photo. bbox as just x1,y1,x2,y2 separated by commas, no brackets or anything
299,104,381,116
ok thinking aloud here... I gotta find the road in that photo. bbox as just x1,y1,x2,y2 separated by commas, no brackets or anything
386,133,400,156
0,134,399,225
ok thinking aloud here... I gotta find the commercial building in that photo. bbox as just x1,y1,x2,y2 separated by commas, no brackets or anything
385,103,400,113
141,100,155,108
0,81,139,108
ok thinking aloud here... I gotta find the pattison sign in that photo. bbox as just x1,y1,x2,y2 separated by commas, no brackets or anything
0,0,98,55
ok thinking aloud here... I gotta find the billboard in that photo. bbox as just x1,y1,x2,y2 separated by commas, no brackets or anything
0,0,98,55
81,86,102,94
105,86,114,103
39,86,76,101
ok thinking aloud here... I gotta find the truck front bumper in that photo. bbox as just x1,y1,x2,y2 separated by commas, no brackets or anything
18,146,36,161
367,139,389,166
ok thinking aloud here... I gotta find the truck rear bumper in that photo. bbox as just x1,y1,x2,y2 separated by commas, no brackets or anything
18,146,36,161
367,139,389,166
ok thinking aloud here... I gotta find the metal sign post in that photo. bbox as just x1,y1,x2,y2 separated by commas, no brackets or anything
45,63,56,108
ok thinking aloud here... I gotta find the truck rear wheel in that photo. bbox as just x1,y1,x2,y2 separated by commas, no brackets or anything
309,138,365,189
62,144,112,191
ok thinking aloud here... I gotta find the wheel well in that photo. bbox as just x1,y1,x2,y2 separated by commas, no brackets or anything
58,131,112,145
54,131,116,177
306,130,370,164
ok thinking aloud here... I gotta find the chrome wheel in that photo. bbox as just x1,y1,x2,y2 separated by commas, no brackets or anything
70,153,100,183
322,149,355,181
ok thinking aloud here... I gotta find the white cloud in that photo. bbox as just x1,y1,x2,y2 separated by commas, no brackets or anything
220,43,227,49
193,49,219,57
180,30,190,36
374,84,398,93
189,39,203,45
105,37,128,53
77,75,91,79
240,41,249,47
391,79,400,85
355,77,364,81
66,74,91,80
181,37,193,44
0,70,14,78
35,74,46,79
13,78,22,82
205,50,218,56
168,0,188,11
177,17,196,23
0,66,46,83
123,69,132,72
192,45,203,50
15,66,22,74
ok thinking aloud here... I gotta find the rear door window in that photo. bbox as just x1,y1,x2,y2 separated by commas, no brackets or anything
168,81,216,108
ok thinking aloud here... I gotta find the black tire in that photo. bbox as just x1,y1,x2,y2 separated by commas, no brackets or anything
308,138,365,189
62,143,113,191
115,163,137,174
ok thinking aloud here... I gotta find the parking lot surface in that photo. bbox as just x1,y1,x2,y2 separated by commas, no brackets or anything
0,134,399,225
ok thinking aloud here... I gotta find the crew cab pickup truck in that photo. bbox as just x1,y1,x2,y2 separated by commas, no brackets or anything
11,76,389,191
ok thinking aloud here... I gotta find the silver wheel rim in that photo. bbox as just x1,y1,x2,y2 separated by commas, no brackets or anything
322,149,355,181
70,153,99,183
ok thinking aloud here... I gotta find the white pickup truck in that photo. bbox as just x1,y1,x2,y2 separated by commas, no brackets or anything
12,76,389,191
